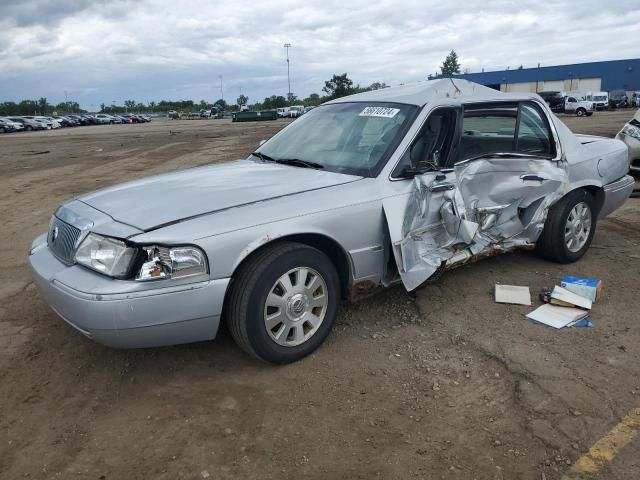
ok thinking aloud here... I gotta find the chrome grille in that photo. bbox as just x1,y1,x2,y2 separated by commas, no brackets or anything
48,216,81,264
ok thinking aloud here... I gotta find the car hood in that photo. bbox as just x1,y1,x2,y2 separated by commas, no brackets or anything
78,159,362,231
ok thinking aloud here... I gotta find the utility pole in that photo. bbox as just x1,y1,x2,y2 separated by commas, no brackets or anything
219,75,224,102
284,43,292,103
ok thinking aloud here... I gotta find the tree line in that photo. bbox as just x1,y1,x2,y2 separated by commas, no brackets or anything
0,51,461,117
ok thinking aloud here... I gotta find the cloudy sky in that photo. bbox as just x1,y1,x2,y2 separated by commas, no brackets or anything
1,0,639,109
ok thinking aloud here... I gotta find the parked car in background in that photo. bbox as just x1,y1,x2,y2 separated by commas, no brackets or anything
0,117,24,132
632,92,640,107
609,90,630,109
29,79,634,364
616,109,640,173
0,117,18,133
94,114,117,124
276,107,289,118
563,96,594,116
21,116,53,129
537,91,565,112
43,116,63,128
53,116,77,127
8,117,46,131
288,105,305,118
585,91,609,110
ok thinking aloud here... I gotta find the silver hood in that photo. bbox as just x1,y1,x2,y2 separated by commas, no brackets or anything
78,159,362,231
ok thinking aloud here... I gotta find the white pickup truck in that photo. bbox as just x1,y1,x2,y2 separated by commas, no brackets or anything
563,96,594,117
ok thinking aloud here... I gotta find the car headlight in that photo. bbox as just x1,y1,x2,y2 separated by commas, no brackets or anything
136,245,208,281
75,233,137,278
622,124,640,140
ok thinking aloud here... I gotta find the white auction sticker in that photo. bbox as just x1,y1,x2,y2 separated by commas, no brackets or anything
359,106,400,118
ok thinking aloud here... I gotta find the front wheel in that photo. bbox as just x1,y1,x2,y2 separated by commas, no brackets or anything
576,108,586,117
536,189,597,263
26,125,33,131
226,242,340,364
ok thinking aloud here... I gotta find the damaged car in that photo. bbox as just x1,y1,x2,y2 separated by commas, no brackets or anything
29,79,634,364
616,109,640,173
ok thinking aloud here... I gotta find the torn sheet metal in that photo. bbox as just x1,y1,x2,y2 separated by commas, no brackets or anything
386,157,568,291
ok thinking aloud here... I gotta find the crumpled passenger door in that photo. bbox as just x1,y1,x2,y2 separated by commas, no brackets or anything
384,156,567,291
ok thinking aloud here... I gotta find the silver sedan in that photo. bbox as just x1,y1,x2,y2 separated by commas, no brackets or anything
30,80,634,363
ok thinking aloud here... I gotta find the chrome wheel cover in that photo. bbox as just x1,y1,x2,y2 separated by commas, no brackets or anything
565,202,592,252
263,267,328,347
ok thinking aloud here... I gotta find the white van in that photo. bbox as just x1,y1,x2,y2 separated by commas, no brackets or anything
276,107,289,118
585,91,609,110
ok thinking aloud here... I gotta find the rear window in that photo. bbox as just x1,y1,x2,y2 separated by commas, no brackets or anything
459,102,554,160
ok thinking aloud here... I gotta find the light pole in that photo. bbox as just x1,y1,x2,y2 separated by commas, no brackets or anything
284,43,292,103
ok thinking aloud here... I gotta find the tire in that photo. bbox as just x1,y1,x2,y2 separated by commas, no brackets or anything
536,189,597,263
586,112,593,117
0,127,5,134
226,241,340,364
576,108,586,117
26,125,32,131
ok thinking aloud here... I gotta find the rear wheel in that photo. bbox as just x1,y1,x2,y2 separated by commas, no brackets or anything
226,242,340,364
576,108,586,117
26,125,32,131
0,127,5,134
536,189,597,263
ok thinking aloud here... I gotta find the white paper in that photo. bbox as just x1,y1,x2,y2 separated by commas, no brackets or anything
359,106,400,118
551,285,592,310
526,304,589,329
495,285,531,305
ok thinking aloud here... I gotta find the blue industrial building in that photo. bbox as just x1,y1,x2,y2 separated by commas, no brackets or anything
444,58,640,94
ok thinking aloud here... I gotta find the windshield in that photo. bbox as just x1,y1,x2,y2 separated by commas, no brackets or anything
256,102,416,177
593,96,607,101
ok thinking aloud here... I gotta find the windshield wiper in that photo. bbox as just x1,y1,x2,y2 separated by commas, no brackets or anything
252,152,324,169
273,158,324,169
251,151,276,162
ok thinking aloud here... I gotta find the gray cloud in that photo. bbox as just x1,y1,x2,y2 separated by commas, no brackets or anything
0,0,638,109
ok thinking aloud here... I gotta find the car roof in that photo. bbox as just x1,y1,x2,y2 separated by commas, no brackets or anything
326,79,540,107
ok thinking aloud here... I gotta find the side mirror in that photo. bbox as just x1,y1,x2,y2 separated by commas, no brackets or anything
259,139,267,147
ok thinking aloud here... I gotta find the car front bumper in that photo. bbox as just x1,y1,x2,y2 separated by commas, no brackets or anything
598,175,636,218
29,235,229,348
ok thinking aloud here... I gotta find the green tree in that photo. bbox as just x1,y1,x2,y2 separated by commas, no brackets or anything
322,73,354,98
287,92,297,104
237,94,248,106
440,50,461,76
37,97,49,114
213,98,227,110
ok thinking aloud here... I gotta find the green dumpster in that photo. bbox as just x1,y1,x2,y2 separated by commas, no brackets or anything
232,110,278,122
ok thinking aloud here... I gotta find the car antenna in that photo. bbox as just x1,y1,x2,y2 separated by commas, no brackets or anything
449,78,462,95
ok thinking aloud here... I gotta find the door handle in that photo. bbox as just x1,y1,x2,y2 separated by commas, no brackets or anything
429,182,455,192
520,174,548,182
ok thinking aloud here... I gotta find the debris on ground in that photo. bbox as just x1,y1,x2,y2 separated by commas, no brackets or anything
560,275,602,302
522,274,602,329
494,284,532,305
549,285,592,310
526,304,590,329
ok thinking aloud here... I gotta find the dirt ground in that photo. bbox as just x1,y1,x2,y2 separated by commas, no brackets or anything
0,110,639,480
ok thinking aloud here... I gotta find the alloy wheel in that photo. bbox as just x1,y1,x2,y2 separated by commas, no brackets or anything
263,267,328,347
565,202,592,252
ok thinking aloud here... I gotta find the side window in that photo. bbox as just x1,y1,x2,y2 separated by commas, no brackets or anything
458,102,554,161
516,104,553,155
392,108,457,177
459,105,518,160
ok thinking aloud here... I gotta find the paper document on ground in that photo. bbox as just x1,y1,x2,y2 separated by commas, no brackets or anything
526,304,589,329
551,285,592,310
495,285,531,305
